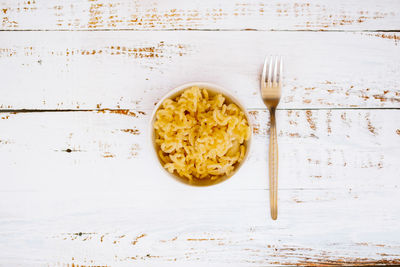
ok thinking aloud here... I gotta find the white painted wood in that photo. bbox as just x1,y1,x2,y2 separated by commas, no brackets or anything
1,0,399,265
0,31,399,110
0,0,399,31
1,189,399,266
1,109,399,191
0,109,399,265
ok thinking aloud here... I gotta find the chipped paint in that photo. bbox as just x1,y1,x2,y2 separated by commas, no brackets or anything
248,110,258,119
2,16,18,28
305,110,316,131
109,45,159,58
131,233,146,245
129,144,140,158
88,1,104,28
340,112,347,122
60,148,83,153
0,48,17,57
50,235,400,265
307,158,320,165
121,128,140,135
366,33,399,45
102,152,115,158
288,132,301,138
247,110,269,136
372,93,400,103
365,113,377,135
0,42,187,61
0,1,397,30
57,232,97,241
160,236,178,243
97,109,137,117
187,238,223,241
326,110,332,134
293,258,400,266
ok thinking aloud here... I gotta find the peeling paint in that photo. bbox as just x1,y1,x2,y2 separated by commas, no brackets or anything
97,109,137,117
294,258,400,266
365,113,377,135
88,1,104,28
129,144,140,158
56,232,97,241
131,234,146,245
60,148,83,153
121,128,140,135
0,42,187,62
0,48,17,57
372,93,400,103
366,33,399,45
1,1,395,30
2,16,18,28
326,110,332,134
102,152,115,158
305,110,316,131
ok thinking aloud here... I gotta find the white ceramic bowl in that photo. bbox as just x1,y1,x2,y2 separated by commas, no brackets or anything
149,82,252,186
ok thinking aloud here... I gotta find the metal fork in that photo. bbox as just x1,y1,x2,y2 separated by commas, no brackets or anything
260,56,282,220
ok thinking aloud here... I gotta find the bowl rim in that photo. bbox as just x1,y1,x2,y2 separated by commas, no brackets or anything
148,82,253,187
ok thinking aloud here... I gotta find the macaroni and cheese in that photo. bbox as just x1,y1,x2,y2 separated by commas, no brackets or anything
153,86,251,181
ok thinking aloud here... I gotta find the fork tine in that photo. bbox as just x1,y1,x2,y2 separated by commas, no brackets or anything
267,56,273,87
263,56,283,88
261,56,268,87
273,56,278,86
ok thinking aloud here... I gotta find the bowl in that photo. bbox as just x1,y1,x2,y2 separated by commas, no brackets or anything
149,82,252,186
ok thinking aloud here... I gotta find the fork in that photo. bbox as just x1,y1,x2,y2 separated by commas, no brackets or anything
260,56,282,220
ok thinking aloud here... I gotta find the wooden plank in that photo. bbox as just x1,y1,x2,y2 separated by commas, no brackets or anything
0,190,399,266
0,109,399,265
0,31,399,110
0,109,398,191
0,0,399,31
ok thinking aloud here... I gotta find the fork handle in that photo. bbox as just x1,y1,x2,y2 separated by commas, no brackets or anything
269,108,278,220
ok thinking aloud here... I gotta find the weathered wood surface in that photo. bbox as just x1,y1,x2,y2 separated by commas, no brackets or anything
0,109,399,266
1,189,400,266
1,0,400,266
1,109,399,190
1,0,400,31
0,31,399,110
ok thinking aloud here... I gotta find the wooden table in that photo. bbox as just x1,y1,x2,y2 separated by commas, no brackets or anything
1,0,399,266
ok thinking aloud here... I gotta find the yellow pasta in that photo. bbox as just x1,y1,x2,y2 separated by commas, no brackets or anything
154,86,251,181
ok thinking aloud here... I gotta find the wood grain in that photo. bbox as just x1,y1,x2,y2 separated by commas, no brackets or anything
0,109,398,191
0,0,399,31
1,189,399,266
0,31,399,110
1,0,399,265
2,109,397,266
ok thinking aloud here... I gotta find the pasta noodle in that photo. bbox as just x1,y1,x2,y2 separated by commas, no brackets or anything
154,86,251,181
